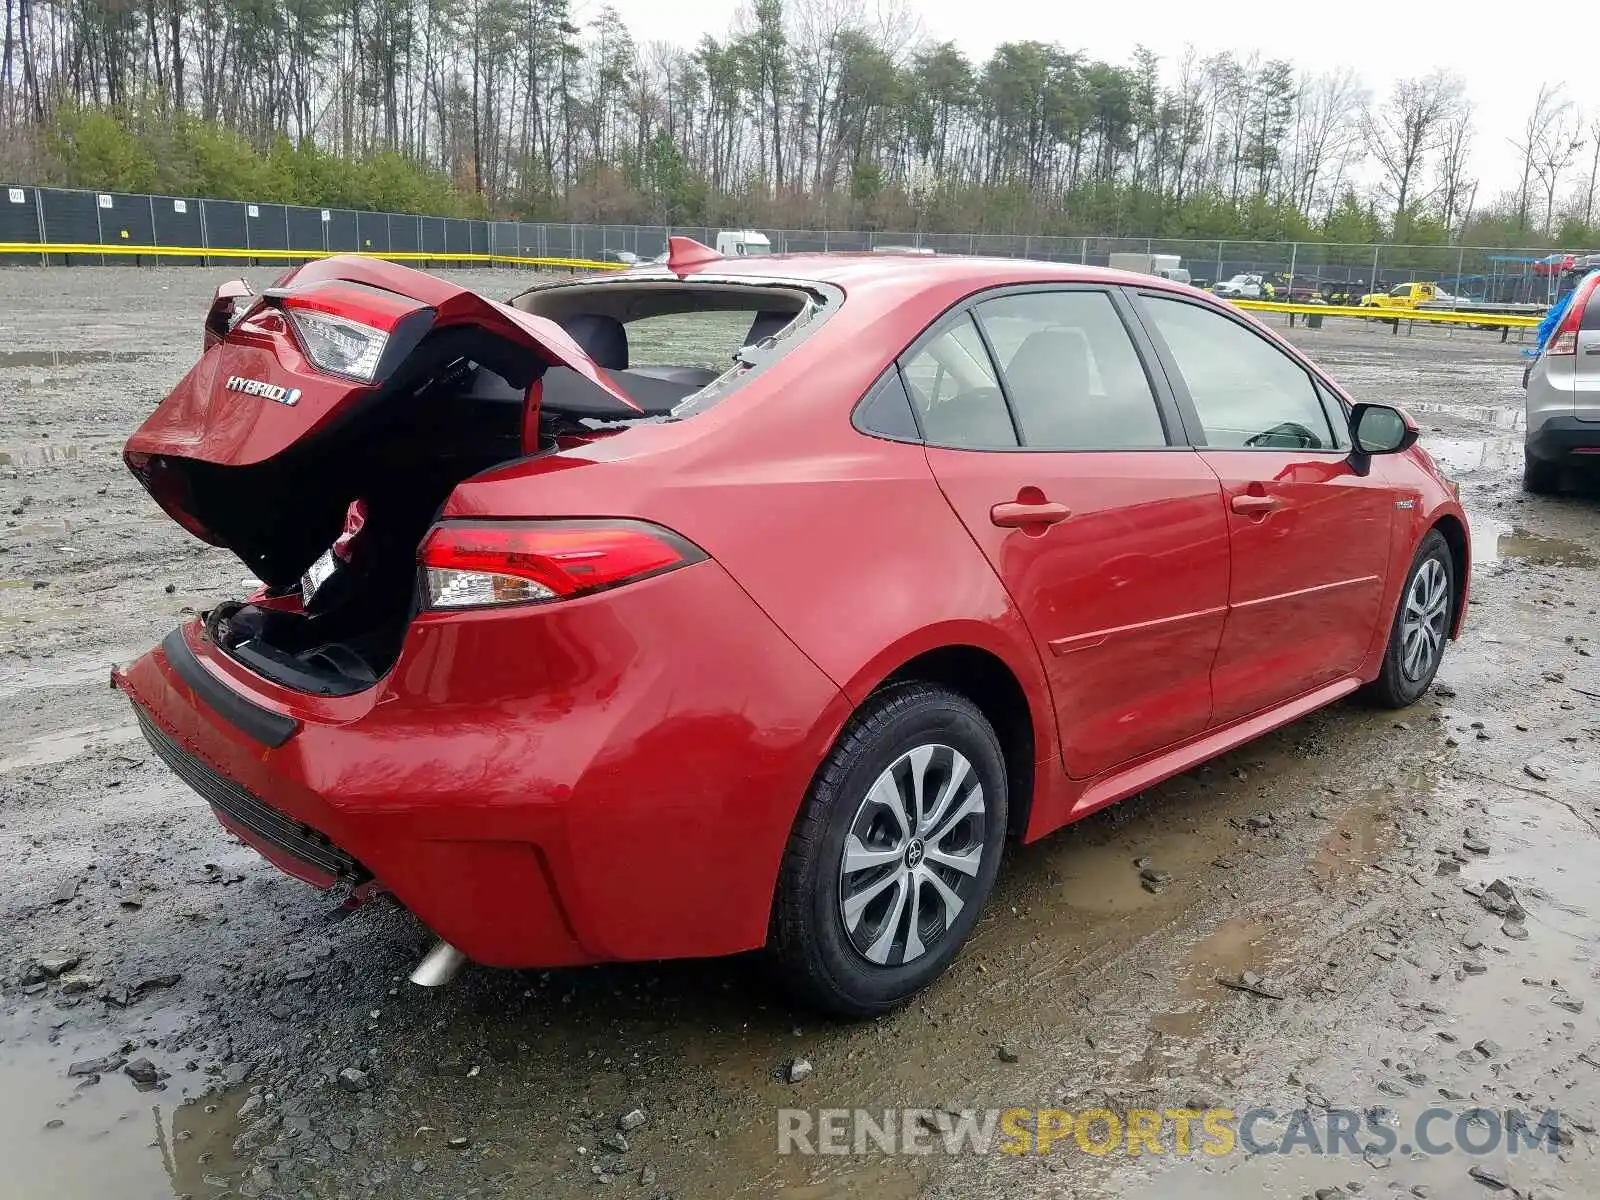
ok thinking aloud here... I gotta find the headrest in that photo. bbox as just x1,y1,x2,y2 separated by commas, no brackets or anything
562,314,629,370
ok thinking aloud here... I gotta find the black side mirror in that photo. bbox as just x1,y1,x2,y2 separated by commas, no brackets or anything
1347,402,1418,476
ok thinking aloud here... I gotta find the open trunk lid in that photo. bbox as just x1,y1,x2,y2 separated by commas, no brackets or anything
124,255,634,587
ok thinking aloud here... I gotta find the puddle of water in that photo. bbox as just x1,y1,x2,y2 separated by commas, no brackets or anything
1151,915,1288,1039
1308,786,1392,882
0,722,142,773
1467,515,1598,568
1116,766,1600,1200
0,1018,245,1200
1423,435,1521,476
0,349,154,367
1408,402,1525,432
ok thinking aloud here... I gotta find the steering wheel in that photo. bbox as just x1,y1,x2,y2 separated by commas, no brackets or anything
1244,421,1320,449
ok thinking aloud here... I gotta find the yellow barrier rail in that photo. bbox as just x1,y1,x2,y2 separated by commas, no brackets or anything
0,241,626,272
1230,297,1541,329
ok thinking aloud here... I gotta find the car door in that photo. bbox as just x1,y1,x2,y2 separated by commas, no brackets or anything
1132,291,1396,725
909,287,1231,780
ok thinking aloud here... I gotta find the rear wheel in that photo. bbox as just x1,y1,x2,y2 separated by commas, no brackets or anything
1523,450,1561,495
1363,530,1454,709
768,683,1007,1017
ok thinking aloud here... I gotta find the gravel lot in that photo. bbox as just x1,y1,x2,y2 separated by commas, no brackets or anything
2,267,1599,1200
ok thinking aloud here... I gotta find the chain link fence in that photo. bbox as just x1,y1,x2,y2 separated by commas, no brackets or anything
0,184,1581,305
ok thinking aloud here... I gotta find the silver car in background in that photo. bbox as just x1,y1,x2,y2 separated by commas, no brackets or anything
1524,268,1600,493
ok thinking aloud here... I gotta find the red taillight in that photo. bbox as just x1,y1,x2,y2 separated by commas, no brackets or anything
1548,273,1600,355
271,280,432,382
419,520,705,610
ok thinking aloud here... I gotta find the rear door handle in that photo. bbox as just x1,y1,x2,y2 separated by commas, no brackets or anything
991,500,1072,528
1230,494,1283,516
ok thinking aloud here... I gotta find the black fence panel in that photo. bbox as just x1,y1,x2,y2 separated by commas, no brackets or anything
388,214,419,253
151,195,203,264
286,206,325,253
419,216,447,255
326,209,359,252
1,184,39,239
151,195,202,245
246,203,289,252
442,217,473,256
0,184,40,263
202,199,247,255
97,191,156,252
356,211,389,253
40,188,99,251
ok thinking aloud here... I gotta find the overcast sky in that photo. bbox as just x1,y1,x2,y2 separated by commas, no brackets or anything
589,0,1600,204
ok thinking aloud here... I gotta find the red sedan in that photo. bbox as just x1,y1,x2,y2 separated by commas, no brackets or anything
114,242,1469,1016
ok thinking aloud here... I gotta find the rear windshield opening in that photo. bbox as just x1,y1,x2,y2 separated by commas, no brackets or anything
510,280,827,421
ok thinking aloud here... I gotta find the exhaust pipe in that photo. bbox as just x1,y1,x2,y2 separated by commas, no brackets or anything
409,939,467,987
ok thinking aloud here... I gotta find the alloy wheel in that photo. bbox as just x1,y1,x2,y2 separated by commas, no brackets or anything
837,744,988,967
1401,557,1450,682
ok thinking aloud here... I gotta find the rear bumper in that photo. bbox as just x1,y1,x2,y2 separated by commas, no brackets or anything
113,562,850,969
1526,415,1600,465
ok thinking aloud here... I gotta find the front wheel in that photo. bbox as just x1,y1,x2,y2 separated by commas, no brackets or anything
1362,530,1454,708
767,683,1007,1017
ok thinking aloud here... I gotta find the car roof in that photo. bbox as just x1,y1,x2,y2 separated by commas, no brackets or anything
623,251,1178,294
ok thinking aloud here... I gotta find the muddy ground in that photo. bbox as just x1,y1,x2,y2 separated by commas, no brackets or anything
2,267,1598,1200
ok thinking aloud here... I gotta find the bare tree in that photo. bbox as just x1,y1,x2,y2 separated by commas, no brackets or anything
1509,84,1568,229
1363,69,1463,240
1528,93,1585,237
1434,101,1476,240
1285,67,1365,217
1584,113,1600,231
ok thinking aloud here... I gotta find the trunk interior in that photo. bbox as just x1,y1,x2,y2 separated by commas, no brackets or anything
156,275,817,698
201,332,558,697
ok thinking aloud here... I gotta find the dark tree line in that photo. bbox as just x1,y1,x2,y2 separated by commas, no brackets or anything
2,0,1596,244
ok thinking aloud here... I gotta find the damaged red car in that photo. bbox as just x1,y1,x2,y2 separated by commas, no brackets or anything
114,242,1469,1016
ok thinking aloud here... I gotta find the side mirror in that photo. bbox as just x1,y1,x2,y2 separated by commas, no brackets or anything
203,279,254,351
1348,402,1418,475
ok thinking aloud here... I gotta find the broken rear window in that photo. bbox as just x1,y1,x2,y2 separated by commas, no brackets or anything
508,278,835,420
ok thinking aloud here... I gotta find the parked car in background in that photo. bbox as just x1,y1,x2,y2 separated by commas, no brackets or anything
598,248,638,265
1212,273,1264,299
1522,268,1600,493
113,245,1469,1017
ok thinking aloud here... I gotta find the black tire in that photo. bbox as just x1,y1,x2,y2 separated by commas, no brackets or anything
1362,530,1454,709
1523,450,1561,495
767,682,1007,1018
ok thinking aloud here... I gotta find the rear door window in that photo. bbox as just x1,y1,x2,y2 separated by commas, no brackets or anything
901,315,1017,448
975,291,1168,450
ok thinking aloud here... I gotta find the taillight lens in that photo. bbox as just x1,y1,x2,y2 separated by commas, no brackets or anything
1548,272,1600,356
419,520,705,610
276,281,430,382
283,307,389,381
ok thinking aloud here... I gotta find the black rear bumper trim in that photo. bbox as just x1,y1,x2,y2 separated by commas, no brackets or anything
162,627,299,749
1527,415,1600,464
133,708,370,885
